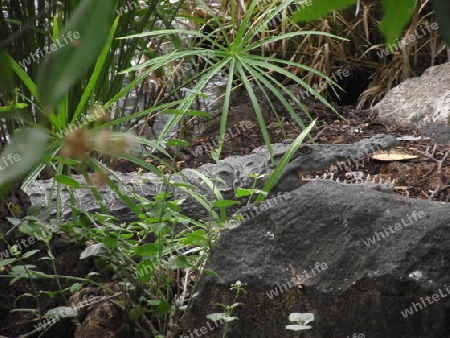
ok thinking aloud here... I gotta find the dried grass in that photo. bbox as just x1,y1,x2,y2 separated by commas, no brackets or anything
189,0,448,107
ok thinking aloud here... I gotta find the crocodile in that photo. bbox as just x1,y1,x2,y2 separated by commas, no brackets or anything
26,134,398,222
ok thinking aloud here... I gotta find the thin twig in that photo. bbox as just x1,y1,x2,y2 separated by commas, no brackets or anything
418,144,450,200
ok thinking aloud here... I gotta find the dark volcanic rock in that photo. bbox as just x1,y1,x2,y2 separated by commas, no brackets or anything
182,180,450,338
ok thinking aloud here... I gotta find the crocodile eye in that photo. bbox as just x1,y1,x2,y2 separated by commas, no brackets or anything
297,145,311,154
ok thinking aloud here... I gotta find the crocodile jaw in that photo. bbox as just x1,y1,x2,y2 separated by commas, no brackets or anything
274,134,398,190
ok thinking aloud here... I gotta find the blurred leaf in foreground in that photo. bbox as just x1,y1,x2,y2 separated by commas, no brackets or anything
37,0,115,110
0,128,47,190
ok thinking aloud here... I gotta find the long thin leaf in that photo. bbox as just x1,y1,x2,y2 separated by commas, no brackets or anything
218,58,236,151
0,128,47,188
239,1,293,48
241,61,307,132
251,64,314,126
156,56,230,143
37,0,116,109
243,31,344,53
232,0,262,49
257,121,316,202
241,55,340,115
7,54,38,99
72,16,120,122
236,63,273,159
185,169,227,220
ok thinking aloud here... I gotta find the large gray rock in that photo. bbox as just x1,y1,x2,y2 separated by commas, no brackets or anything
374,63,450,143
182,180,450,338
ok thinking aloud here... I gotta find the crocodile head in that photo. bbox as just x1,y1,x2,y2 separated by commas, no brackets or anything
273,134,398,192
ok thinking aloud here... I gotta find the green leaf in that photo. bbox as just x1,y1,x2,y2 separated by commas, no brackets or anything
19,222,43,238
10,265,50,282
291,0,356,22
72,17,119,121
166,255,191,269
37,0,115,109
129,308,140,322
53,156,80,165
22,250,40,259
166,139,190,147
54,174,81,189
135,243,159,257
257,120,316,202
206,313,237,322
0,103,27,113
170,182,198,190
80,243,104,259
46,306,78,318
202,269,218,276
102,236,118,248
0,258,17,267
6,217,21,226
135,260,156,281
213,200,239,207
6,53,38,99
236,188,252,198
181,229,207,247
69,283,83,293
151,299,170,316
380,0,417,45
0,128,47,188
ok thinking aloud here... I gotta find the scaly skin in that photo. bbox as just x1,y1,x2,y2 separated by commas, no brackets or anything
271,134,398,192
26,134,398,222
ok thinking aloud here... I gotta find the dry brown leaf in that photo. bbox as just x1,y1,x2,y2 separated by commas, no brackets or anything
371,151,417,161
